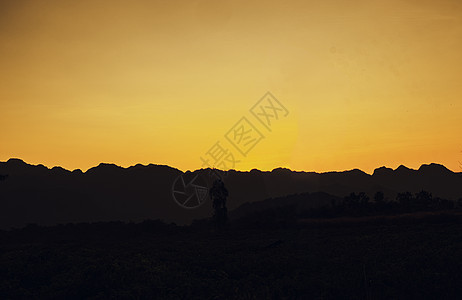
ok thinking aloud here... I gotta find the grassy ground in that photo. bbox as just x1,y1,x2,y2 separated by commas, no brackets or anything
1,213,462,299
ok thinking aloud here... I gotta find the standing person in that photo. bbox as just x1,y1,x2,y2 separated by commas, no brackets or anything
209,178,228,228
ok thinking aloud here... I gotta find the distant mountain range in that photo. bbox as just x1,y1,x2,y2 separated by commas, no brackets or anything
0,158,461,229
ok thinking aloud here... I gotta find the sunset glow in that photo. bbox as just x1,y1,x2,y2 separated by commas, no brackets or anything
1,0,461,173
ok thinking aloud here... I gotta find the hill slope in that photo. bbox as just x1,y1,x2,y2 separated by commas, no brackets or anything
0,159,461,229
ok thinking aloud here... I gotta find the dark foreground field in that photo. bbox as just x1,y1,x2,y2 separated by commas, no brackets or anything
1,213,462,299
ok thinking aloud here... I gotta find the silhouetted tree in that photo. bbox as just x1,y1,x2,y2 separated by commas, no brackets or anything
342,192,370,216
457,198,462,209
414,190,433,211
344,192,360,207
358,192,369,205
435,197,454,210
396,192,413,212
210,178,228,229
374,191,385,203
372,191,386,214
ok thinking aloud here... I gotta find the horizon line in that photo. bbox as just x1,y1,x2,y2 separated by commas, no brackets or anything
1,158,459,176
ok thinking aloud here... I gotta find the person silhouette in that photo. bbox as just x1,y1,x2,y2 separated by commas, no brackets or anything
209,178,228,228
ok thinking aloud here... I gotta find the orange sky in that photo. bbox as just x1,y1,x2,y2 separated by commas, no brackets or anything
1,0,462,173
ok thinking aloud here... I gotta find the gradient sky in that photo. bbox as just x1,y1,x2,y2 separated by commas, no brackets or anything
1,0,462,173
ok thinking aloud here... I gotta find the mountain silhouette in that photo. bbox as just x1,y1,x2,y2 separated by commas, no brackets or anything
0,158,461,229
229,191,343,221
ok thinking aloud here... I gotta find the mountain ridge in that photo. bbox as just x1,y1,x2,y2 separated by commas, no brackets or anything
1,158,461,229
1,158,457,176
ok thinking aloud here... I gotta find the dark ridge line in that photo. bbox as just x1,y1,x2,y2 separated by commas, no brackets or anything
0,158,457,176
